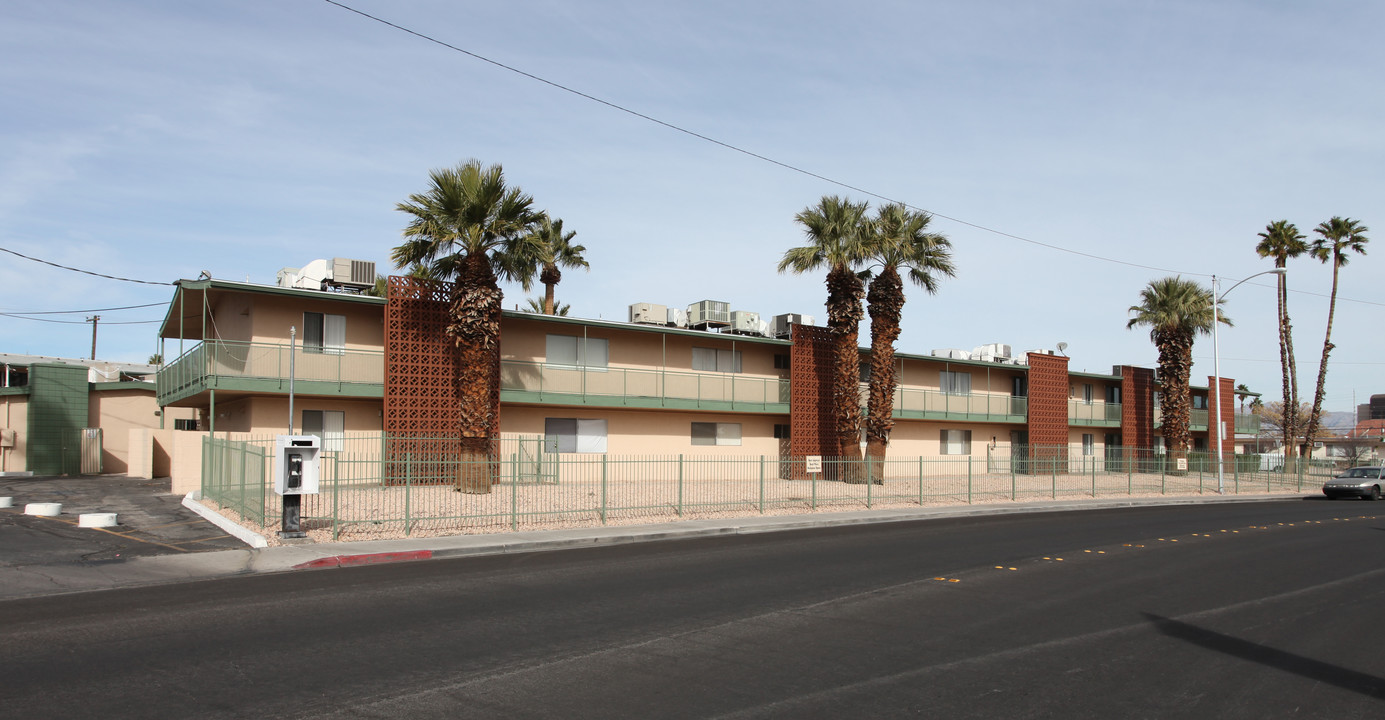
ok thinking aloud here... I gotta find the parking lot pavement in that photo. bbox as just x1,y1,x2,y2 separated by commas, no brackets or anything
0,475,248,567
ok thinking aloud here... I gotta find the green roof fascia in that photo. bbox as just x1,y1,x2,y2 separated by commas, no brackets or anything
90,381,157,392
501,310,792,347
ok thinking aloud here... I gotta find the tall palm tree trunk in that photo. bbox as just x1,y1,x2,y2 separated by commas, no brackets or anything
1302,261,1341,459
1276,276,1297,472
865,266,904,484
540,264,560,315
1156,329,1194,473
449,253,503,493
826,264,865,482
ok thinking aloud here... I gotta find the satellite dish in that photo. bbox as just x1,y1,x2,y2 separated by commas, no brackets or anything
1057,342,1068,355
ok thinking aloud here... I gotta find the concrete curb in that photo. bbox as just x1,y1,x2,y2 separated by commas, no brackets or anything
181,493,269,549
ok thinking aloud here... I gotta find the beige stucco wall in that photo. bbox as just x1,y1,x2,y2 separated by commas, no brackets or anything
501,405,787,456
1,394,28,473
238,293,384,350
886,420,1021,458
896,357,1025,394
205,395,384,435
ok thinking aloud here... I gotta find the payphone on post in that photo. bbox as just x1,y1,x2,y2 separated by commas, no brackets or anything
274,435,320,538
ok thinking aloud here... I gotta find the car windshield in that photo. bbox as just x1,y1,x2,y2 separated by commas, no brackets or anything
1341,467,1382,479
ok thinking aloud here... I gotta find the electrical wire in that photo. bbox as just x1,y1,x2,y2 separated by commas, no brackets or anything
320,1,1383,307
0,312,161,325
0,302,167,315
0,246,173,285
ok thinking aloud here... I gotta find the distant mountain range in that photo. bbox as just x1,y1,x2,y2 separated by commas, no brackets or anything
1323,411,1357,432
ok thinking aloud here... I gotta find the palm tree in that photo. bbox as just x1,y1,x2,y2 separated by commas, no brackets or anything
1303,216,1369,458
1127,277,1230,471
778,196,870,481
391,160,540,493
1255,220,1307,469
1235,383,1250,414
517,215,587,315
860,203,955,482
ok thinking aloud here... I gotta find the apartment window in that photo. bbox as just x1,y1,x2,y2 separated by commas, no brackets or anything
692,347,742,373
773,354,790,370
302,409,345,452
940,371,971,395
1083,384,1094,404
1082,433,1094,456
546,334,609,369
173,419,197,431
1192,394,1207,410
303,312,346,355
544,418,607,453
1106,386,1121,404
940,429,972,455
692,422,742,446
773,423,790,439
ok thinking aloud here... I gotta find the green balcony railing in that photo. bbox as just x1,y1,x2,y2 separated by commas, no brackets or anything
500,360,790,412
872,383,1026,422
158,341,384,405
1068,400,1122,424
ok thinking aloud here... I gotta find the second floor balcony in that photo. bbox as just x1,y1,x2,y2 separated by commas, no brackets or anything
1068,400,1122,426
157,341,384,406
500,360,790,413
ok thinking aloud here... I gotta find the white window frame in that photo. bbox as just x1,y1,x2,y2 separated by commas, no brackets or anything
940,429,972,455
303,312,346,355
545,334,609,370
301,409,345,452
543,418,608,453
692,347,742,373
1082,433,1094,456
940,371,971,396
691,422,742,446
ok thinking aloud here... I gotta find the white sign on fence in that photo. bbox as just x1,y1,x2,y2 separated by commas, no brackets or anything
805,455,822,473
1176,457,1188,471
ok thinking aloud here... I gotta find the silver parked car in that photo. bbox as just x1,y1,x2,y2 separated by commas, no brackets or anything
1322,466,1385,501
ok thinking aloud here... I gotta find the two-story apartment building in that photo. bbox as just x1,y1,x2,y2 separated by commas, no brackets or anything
153,276,1260,475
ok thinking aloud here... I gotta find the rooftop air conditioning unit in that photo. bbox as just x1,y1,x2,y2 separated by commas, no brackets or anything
331,258,376,290
629,303,667,325
728,311,760,335
687,300,730,329
771,313,815,339
931,348,972,360
973,343,1013,361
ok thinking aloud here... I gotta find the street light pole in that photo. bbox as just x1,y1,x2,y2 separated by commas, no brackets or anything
1213,268,1285,494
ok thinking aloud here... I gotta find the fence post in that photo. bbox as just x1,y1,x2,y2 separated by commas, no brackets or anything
866,459,872,509
812,463,817,510
404,453,412,537
1051,453,1057,499
601,455,608,525
919,456,925,506
1011,452,1017,501
678,454,684,518
967,456,972,505
511,452,519,532
1091,455,1096,498
759,456,765,514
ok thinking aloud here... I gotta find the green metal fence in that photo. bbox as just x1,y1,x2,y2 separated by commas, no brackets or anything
199,435,1332,542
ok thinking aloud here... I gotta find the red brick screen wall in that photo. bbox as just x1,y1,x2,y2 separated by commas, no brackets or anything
1208,375,1235,459
384,275,494,483
788,324,836,477
1026,352,1070,472
1120,366,1155,448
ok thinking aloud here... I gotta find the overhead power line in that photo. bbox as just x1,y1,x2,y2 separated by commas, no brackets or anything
0,312,161,325
0,246,173,286
0,302,167,315
320,1,1383,309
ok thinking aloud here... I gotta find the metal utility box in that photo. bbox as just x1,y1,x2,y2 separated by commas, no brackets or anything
728,311,761,335
687,300,730,329
770,313,815,339
273,435,321,495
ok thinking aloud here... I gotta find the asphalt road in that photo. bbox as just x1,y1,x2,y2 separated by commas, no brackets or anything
3,499,1382,719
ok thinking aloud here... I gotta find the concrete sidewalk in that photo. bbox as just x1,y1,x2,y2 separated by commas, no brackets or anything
0,492,1315,601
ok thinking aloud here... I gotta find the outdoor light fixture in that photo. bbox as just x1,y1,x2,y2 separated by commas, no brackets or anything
1212,268,1285,494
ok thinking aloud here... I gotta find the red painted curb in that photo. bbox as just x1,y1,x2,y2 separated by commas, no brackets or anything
293,550,433,570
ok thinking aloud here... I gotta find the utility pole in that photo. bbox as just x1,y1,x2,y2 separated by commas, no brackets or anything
86,315,100,360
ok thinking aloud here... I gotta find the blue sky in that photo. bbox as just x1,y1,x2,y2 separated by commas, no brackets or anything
2,0,1381,416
